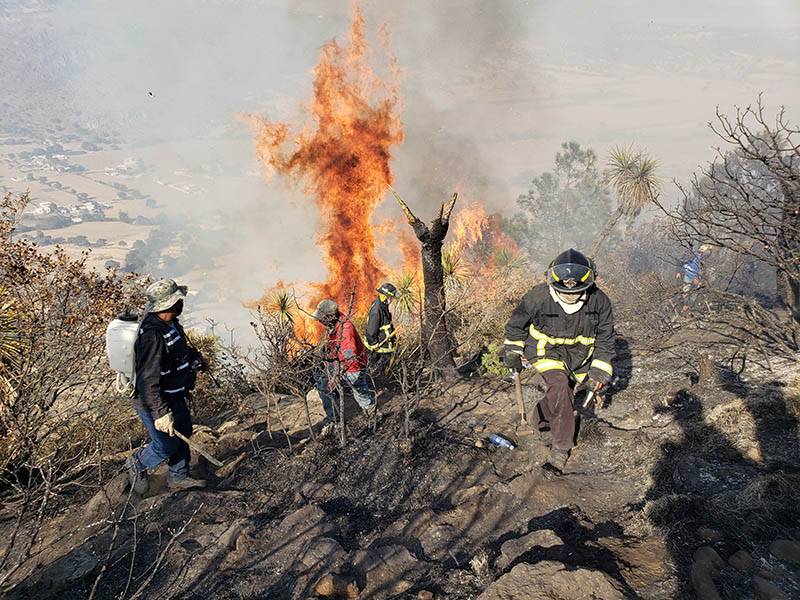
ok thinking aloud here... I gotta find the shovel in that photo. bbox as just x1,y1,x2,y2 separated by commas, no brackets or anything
174,430,225,468
514,371,535,436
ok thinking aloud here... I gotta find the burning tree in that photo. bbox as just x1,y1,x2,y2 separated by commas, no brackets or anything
392,190,459,377
660,97,800,323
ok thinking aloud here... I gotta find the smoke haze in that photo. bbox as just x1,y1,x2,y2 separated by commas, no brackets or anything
1,0,798,341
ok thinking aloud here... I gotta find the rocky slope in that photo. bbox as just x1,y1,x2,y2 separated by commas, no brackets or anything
4,333,800,600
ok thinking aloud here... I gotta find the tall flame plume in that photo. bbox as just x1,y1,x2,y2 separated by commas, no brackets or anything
248,6,402,319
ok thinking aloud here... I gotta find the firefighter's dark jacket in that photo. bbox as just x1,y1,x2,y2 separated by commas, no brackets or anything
133,314,200,419
365,298,395,353
504,283,615,382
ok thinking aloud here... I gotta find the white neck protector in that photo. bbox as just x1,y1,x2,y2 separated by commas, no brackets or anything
549,285,587,315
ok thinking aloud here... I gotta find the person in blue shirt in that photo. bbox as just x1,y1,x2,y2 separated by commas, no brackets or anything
677,244,714,312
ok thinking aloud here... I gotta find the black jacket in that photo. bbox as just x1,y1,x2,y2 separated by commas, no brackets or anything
504,283,615,382
365,298,395,353
133,314,199,419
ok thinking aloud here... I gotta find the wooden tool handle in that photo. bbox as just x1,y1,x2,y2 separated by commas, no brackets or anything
174,430,224,468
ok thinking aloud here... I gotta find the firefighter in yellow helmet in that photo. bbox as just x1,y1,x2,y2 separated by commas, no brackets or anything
504,249,615,477
365,282,398,384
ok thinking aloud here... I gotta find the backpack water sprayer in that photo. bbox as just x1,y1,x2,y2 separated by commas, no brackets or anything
106,310,144,395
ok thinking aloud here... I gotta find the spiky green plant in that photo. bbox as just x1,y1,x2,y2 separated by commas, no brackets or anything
493,247,523,270
267,289,296,323
442,247,470,289
393,272,419,317
591,145,660,256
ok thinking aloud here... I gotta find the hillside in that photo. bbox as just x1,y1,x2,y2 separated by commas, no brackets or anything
4,318,799,600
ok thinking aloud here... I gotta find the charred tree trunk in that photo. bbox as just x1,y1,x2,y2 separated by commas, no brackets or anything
392,190,458,378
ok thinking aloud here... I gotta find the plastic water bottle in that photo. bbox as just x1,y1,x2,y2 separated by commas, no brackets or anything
488,434,515,450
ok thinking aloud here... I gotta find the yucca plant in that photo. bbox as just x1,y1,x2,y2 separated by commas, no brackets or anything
591,145,660,256
493,246,523,271
267,289,297,323
393,272,419,317
442,247,470,290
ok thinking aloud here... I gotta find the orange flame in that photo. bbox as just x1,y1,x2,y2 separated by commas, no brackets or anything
248,6,402,318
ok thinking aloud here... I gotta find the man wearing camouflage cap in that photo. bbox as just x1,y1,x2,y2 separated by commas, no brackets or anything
312,299,375,426
125,279,207,494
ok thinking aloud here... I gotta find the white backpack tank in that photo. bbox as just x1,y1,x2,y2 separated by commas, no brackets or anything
106,311,142,393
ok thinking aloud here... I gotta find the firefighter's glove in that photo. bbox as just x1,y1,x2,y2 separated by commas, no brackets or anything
154,412,175,437
589,378,606,393
504,351,523,373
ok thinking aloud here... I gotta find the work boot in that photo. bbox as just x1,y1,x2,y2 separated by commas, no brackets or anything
125,456,149,495
167,474,207,491
542,448,570,479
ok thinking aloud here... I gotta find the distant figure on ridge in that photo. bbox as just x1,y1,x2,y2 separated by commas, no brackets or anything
503,249,615,477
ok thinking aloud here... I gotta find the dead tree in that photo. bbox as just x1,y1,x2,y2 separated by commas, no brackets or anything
392,190,459,377
657,96,800,323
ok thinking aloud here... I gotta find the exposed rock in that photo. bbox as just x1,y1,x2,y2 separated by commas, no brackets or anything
690,560,722,600
262,504,338,566
769,539,800,564
693,546,725,576
448,484,486,506
314,573,360,599
214,430,258,458
418,592,434,600
215,452,247,480
296,537,347,570
419,524,461,562
598,536,674,598
476,561,626,600
300,481,336,501
352,544,419,595
753,576,789,600
496,529,563,570
168,519,250,592
727,549,753,571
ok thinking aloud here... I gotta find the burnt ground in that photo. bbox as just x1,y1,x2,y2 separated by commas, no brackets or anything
4,328,800,600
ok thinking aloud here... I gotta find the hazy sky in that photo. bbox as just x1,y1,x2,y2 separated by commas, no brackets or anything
3,0,799,334
40,0,800,206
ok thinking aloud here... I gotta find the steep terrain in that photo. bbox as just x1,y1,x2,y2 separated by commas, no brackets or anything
4,327,800,600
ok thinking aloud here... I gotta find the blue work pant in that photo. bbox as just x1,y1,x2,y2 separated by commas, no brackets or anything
314,366,375,419
131,397,193,479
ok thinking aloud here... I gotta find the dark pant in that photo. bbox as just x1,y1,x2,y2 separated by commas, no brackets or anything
539,371,576,450
368,352,392,384
131,397,193,479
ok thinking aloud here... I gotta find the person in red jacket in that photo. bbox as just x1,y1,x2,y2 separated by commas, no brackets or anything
312,299,375,421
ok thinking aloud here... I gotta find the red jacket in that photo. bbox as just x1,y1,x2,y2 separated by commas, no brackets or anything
326,318,368,373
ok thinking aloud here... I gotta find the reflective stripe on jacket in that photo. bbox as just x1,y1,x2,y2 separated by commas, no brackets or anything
133,314,199,419
364,298,396,353
503,283,615,381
